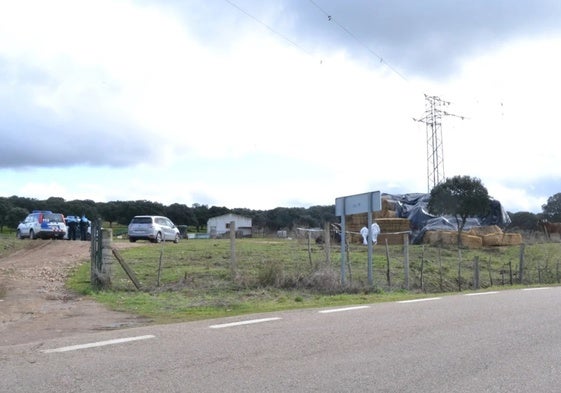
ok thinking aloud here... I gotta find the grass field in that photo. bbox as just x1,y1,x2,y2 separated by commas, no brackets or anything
62,234,561,324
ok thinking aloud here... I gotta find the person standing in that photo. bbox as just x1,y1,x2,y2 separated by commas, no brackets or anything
360,225,369,245
79,214,89,241
67,216,78,240
370,221,381,245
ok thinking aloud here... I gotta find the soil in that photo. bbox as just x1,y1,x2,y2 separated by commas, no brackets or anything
0,240,151,346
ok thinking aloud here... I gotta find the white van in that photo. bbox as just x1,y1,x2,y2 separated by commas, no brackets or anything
128,215,180,243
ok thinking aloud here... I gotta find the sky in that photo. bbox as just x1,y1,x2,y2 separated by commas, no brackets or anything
1,0,560,213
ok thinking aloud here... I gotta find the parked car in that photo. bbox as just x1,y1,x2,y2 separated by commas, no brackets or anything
16,210,67,240
127,215,180,243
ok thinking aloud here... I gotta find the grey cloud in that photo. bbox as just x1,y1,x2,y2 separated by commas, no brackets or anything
288,0,561,78
0,55,157,169
0,91,155,168
178,0,561,80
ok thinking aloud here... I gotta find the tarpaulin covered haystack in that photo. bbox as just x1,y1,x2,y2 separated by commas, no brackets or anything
382,193,515,246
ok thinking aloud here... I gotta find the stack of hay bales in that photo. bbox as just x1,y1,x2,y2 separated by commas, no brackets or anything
467,225,523,246
376,218,411,245
422,225,522,248
339,194,522,248
339,195,410,245
375,197,398,218
422,230,483,249
345,215,410,245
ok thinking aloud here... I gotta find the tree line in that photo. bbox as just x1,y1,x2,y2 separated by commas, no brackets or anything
1,190,560,234
0,196,337,234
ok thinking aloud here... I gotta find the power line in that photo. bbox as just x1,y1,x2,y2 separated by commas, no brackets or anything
307,0,408,82
223,0,317,60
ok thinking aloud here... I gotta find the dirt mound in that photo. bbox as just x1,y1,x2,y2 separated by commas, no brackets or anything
0,240,150,346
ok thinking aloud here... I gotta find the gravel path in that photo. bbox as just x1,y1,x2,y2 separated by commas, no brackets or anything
0,240,150,346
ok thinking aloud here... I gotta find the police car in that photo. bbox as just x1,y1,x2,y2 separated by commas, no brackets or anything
16,210,67,240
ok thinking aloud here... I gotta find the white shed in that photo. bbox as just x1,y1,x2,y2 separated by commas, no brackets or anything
207,214,252,238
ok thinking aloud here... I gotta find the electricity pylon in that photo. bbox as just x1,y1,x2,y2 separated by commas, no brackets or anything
414,94,464,193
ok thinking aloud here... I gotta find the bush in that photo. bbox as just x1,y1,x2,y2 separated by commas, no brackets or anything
305,268,340,294
257,259,285,287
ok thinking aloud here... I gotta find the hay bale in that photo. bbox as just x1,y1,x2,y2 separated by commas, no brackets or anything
377,218,410,233
381,196,398,211
482,232,522,246
422,231,442,244
502,233,523,245
467,225,502,237
349,232,363,244
373,209,397,219
378,233,408,245
345,215,409,234
422,230,482,249
373,198,397,219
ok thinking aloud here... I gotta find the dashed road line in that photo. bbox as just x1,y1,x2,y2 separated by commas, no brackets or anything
465,291,499,296
210,317,281,329
41,335,156,353
319,305,370,314
397,297,442,304
522,287,551,291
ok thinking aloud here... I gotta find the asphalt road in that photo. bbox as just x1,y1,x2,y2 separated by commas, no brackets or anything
2,287,561,392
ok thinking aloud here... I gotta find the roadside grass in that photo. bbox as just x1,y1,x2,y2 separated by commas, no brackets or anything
0,233,28,259
0,234,32,299
65,236,561,324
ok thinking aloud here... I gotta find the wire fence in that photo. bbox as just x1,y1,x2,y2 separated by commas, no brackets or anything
101,230,561,294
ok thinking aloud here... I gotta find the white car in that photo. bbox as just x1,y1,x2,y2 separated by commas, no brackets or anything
128,215,180,243
17,210,67,240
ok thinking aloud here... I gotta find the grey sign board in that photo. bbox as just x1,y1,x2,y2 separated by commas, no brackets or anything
335,191,381,216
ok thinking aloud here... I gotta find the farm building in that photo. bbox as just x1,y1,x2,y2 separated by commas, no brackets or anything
207,213,252,238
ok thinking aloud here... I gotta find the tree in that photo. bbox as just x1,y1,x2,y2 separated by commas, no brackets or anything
165,203,196,226
5,207,29,229
508,211,538,231
98,201,121,227
192,204,210,232
542,193,561,222
0,197,13,231
428,175,490,246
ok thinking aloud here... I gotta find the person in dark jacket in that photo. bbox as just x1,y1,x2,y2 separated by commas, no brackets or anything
67,216,78,240
79,214,89,241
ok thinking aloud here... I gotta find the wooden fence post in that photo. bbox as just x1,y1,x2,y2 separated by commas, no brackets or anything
473,256,480,290
518,243,525,284
385,238,391,288
91,228,112,290
403,233,409,290
230,221,237,277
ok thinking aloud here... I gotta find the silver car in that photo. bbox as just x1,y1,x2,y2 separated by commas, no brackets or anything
128,215,180,243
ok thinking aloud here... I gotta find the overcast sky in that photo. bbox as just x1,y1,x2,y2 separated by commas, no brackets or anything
1,0,560,213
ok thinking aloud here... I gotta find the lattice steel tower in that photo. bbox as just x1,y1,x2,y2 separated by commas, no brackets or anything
415,94,463,192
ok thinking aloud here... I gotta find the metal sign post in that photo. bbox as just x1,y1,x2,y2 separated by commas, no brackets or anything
335,191,381,286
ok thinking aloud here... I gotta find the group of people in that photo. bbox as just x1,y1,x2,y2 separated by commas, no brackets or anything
66,214,90,241
360,221,381,245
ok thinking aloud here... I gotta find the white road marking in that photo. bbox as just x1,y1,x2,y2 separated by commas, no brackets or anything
41,335,156,353
465,291,499,296
522,287,551,291
397,297,442,304
319,305,370,314
210,317,281,329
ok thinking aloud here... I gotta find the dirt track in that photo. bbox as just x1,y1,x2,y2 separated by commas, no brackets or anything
0,240,150,346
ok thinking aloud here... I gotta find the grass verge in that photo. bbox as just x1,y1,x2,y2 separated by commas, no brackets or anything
64,237,561,324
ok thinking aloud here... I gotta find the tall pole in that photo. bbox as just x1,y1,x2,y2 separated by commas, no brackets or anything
415,94,464,192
